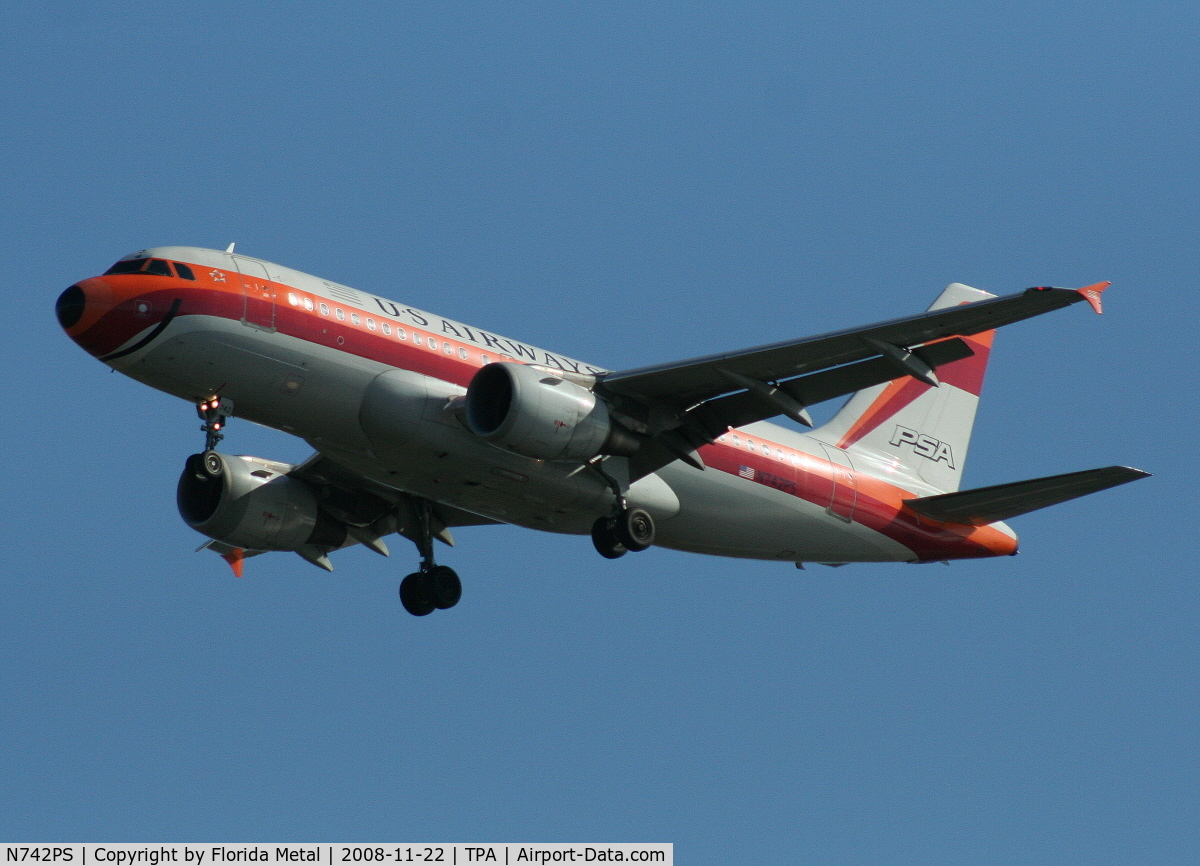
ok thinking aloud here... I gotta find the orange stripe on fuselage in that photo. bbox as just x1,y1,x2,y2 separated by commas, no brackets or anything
700,433,1016,561
73,264,517,385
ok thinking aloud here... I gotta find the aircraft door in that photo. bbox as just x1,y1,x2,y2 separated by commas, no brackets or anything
818,442,858,522
233,256,275,331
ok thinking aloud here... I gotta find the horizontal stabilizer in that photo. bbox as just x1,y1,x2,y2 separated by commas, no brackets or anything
904,466,1149,525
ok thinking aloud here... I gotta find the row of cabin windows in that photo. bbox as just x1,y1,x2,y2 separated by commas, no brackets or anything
718,432,796,466
99,267,798,464
104,258,196,280
285,291,498,364
280,286,802,469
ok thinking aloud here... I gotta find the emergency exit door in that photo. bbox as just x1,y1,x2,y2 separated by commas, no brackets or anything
233,256,275,331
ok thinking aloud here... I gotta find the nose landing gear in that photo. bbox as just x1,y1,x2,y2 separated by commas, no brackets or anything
196,396,234,452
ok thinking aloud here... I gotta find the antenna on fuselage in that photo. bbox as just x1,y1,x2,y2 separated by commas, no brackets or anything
225,242,236,253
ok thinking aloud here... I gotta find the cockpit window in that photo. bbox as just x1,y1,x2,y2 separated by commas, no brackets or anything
104,258,149,275
103,257,180,277
173,262,196,280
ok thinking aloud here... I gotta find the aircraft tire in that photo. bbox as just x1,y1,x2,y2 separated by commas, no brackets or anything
430,565,462,609
616,508,655,552
399,572,436,616
591,517,628,559
203,450,223,476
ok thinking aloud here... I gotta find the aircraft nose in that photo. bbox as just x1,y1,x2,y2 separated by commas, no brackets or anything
55,276,120,357
56,283,88,329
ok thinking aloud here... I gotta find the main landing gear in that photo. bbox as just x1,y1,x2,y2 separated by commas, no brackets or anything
588,461,656,560
591,508,656,559
399,566,461,617
398,497,461,617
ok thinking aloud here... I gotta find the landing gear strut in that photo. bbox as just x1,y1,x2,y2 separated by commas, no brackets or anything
398,497,461,617
196,396,234,452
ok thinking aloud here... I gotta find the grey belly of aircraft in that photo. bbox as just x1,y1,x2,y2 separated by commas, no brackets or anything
123,314,914,562
656,463,914,563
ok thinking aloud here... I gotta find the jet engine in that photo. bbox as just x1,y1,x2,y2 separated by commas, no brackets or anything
464,362,639,461
177,452,347,552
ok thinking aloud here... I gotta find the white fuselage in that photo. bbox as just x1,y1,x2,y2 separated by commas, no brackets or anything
62,246,1019,565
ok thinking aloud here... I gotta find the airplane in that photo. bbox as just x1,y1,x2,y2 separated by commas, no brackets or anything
56,245,1149,615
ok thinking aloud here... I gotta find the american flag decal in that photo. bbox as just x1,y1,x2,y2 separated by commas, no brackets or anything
738,465,756,480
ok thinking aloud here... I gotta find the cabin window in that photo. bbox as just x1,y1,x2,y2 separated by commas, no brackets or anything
444,342,454,354
458,347,468,360
319,303,329,316
173,262,196,280
397,328,407,340
413,334,423,346
732,435,741,446
480,354,489,364
287,293,299,306
351,313,360,326
303,297,314,311
366,318,376,331
382,323,391,335
335,309,345,321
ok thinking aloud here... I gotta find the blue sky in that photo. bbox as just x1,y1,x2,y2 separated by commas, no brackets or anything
3,2,1197,862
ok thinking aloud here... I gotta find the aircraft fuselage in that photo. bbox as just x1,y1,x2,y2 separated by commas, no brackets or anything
59,246,1019,566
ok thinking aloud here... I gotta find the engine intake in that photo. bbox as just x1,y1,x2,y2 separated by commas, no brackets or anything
464,362,638,461
177,452,347,551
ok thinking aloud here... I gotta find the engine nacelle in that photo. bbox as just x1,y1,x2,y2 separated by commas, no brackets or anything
464,362,638,461
177,452,347,552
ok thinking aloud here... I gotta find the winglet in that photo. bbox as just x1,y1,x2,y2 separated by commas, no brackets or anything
220,548,245,578
1076,281,1109,315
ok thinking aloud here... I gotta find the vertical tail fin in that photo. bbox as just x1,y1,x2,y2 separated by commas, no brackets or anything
813,283,997,493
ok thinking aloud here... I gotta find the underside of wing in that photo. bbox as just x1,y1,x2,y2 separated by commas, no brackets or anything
188,449,500,579
291,452,501,535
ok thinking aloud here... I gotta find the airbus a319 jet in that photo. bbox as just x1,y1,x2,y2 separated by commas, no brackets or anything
56,246,1147,615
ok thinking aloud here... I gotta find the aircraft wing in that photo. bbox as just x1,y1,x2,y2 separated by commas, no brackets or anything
904,466,1150,525
198,452,498,576
292,453,500,532
600,285,1103,408
595,284,1107,479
